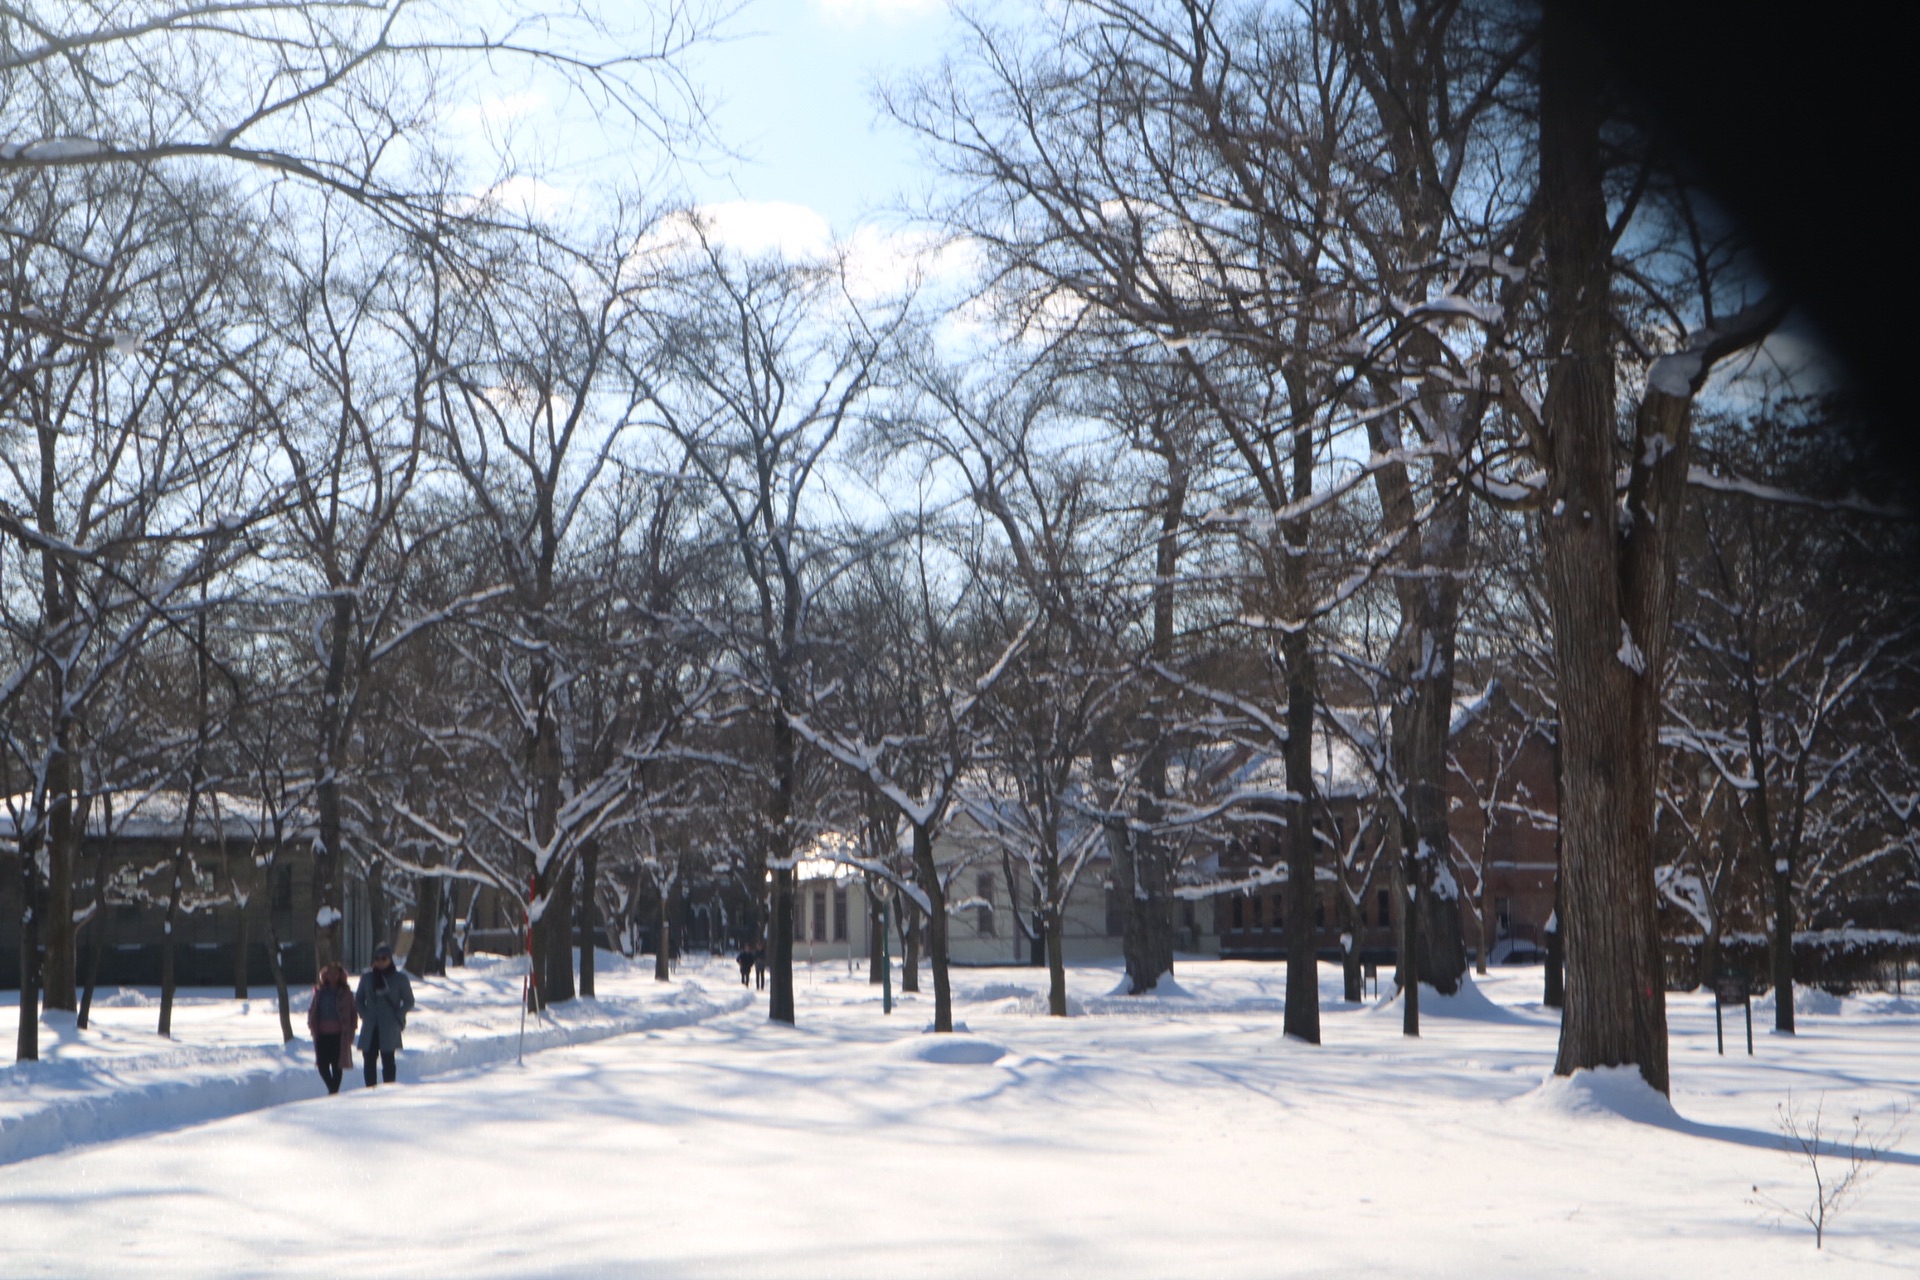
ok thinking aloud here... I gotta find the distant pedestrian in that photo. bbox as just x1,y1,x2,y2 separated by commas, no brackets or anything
305,961,358,1095
754,945,767,991
736,945,756,987
355,943,415,1088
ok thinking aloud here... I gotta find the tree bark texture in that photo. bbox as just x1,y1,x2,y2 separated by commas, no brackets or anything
900,902,921,994
1046,906,1068,1017
767,711,798,1024
540,863,576,1006
43,760,76,1012
769,867,796,1021
15,826,46,1061
410,875,445,978
1540,6,1671,1095
653,872,673,982
1340,890,1364,1004
1282,630,1321,1045
911,822,954,1032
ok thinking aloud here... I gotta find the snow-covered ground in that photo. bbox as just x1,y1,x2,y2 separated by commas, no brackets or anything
3,957,1916,1277
0,952,750,1165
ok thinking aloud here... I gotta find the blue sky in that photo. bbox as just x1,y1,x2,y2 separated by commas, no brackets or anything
684,0,960,235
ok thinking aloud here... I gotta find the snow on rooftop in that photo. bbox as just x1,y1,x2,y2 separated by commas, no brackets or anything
0,790,310,843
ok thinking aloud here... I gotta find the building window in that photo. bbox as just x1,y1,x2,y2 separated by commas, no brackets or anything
271,865,294,912
1377,888,1392,929
833,886,848,942
811,888,827,942
1231,895,1244,931
1495,896,1512,938
976,872,996,937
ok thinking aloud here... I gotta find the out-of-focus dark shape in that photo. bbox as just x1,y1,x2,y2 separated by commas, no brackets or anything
1557,0,1913,500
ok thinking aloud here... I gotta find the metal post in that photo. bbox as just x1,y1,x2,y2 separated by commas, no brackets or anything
1745,997,1754,1055
1714,997,1724,1055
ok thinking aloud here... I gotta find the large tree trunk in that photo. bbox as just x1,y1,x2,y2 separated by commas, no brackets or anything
1124,809,1177,992
767,710,798,1024
1538,5,1745,1096
654,873,673,982
42,757,77,1012
1046,905,1068,1017
900,901,920,994
539,861,576,1005
1120,450,1188,993
35,440,79,1014
911,822,953,1033
1769,852,1795,1032
15,827,47,1061
409,874,446,979
769,866,796,1020
1281,630,1321,1045
1340,888,1364,1004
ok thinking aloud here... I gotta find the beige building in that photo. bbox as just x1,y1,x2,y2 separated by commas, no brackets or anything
791,811,1221,969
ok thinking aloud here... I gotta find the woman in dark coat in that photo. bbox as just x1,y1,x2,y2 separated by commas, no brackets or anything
305,962,358,1095
355,943,415,1088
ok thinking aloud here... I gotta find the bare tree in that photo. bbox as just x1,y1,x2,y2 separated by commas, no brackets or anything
793,532,1031,1034
420,218,670,1008
1666,397,1917,1026
2,161,270,1059
1,1,718,228
633,237,906,1024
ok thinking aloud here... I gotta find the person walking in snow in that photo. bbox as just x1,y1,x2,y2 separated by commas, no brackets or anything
737,944,757,987
305,961,358,1095
355,943,415,1089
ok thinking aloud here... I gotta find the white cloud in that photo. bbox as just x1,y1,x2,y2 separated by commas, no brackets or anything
470,174,573,220
689,199,836,261
448,90,549,134
841,222,976,301
634,201,977,303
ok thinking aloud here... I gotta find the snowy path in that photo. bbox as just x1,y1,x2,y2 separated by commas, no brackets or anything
1,954,752,1165
1,961,1916,1277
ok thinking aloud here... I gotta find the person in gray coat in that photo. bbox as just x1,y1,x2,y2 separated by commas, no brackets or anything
355,943,415,1088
